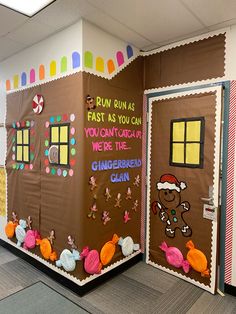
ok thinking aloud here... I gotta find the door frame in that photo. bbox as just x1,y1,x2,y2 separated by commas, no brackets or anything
145,83,228,293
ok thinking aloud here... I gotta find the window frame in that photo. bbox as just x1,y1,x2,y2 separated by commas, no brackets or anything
16,128,30,164
169,116,205,168
49,123,70,168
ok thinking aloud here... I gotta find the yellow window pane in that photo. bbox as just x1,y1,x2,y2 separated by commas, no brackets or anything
51,127,59,143
172,122,185,142
186,121,201,142
172,143,184,163
17,130,22,144
17,146,22,161
23,146,29,162
23,129,29,144
60,126,68,142
60,145,68,165
186,143,200,165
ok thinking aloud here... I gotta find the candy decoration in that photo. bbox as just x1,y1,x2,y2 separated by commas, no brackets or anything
56,249,80,272
23,230,41,250
80,247,102,275
5,211,18,238
36,230,57,261
15,219,27,247
118,236,140,257
100,234,119,266
32,94,44,114
186,240,210,277
159,241,190,273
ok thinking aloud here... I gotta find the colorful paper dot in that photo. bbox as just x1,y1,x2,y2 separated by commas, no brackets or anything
45,130,49,138
62,114,68,121
12,154,15,160
31,120,35,127
29,164,33,170
16,122,20,128
30,144,35,151
30,153,34,161
30,129,35,136
51,168,56,175
21,121,26,128
12,164,16,169
12,146,15,152
50,117,55,123
70,127,75,135
44,149,49,156
57,168,62,176
44,159,49,166
45,140,49,147
70,138,76,145
12,122,16,128
63,170,68,177
45,121,49,128
70,159,76,167
71,148,76,156
26,121,30,127
20,164,24,170
56,115,61,122
12,137,15,143
46,167,50,174
69,169,74,176
16,164,20,170
25,164,29,170
70,114,75,122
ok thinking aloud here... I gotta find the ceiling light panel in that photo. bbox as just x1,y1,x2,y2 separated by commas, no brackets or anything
0,0,55,17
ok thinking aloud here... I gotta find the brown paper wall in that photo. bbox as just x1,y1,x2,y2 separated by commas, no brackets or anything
144,34,225,90
6,58,144,281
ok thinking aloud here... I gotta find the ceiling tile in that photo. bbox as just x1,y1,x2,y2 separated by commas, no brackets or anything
0,37,26,62
87,0,205,43
182,0,236,27
33,0,96,30
6,20,57,46
0,5,28,37
85,12,152,48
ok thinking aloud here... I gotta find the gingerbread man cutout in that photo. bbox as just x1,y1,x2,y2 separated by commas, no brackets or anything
152,174,192,238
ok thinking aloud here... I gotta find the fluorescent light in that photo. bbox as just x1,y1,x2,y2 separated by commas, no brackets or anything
0,0,55,17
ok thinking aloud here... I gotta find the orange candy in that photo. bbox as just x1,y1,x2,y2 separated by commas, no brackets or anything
100,234,119,266
186,240,210,277
5,221,18,238
36,238,57,262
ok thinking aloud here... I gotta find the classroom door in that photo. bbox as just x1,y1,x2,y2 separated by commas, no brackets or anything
146,87,222,294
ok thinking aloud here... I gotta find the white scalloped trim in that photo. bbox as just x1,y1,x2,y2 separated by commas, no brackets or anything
6,69,82,95
146,86,222,294
1,238,141,286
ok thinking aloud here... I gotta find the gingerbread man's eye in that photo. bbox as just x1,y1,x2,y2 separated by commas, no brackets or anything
164,191,168,195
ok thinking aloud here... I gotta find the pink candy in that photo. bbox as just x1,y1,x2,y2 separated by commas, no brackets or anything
159,241,190,273
23,230,41,250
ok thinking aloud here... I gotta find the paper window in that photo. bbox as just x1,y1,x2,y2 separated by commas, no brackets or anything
170,117,205,168
49,124,69,166
16,129,30,163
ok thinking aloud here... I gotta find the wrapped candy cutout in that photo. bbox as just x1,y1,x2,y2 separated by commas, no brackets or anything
5,212,18,238
186,240,210,277
15,219,27,247
100,234,119,266
118,236,140,257
80,247,102,275
36,230,57,262
23,230,41,250
56,249,80,272
159,242,190,273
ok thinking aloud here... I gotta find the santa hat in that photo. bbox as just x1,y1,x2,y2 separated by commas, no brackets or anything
157,174,186,193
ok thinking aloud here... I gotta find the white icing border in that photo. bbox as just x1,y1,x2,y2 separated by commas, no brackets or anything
145,86,222,294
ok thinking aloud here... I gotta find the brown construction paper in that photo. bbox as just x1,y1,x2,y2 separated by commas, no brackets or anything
144,34,225,89
6,57,143,281
149,92,217,287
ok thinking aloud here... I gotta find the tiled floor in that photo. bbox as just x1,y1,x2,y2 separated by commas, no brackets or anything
0,245,236,314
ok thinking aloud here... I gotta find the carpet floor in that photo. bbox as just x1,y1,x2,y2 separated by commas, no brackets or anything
0,246,235,314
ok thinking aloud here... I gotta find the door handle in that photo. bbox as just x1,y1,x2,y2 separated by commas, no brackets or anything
201,197,213,202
